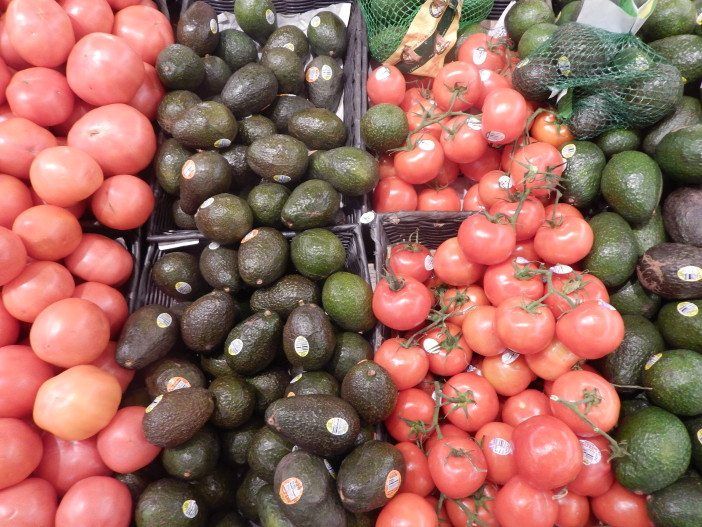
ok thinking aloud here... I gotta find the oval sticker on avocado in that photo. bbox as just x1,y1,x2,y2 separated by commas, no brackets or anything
326,417,349,436
321,64,333,81
241,229,259,243
156,313,172,328
145,395,163,413
166,376,191,392
677,302,699,317
677,266,702,282
214,138,230,149
384,470,401,498
228,338,244,356
279,477,303,504
175,281,192,295
306,67,320,83
181,160,196,179
645,353,662,370
294,336,309,357
182,500,198,518
265,9,275,24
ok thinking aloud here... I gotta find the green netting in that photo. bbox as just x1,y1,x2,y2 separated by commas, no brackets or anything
359,0,494,62
511,23,683,138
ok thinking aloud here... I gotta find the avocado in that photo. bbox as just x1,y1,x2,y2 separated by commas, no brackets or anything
648,476,702,527
265,95,315,133
615,406,691,493
236,470,268,521
247,182,290,227
583,212,639,287
568,93,614,139
322,272,376,332
632,207,667,257
639,0,697,41
156,44,205,90
650,35,702,84
115,472,150,502
248,426,293,482
221,144,259,190
288,229,346,282
135,478,206,527
643,96,701,156
307,11,347,58
222,63,278,118
559,140,606,207
256,484,296,527
517,22,558,58
327,332,373,382
157,91,202,135
305,55,343,111
198,55,231,97
360,104,409,153
621,393,651,418
656,300,702,353
238,115,277,146
273,450,347,526
162,427,220,481
643,349,702,416
155,138,192,195
685,416,702,472
143,387,214,448
116,305,179,370
121,386,153,408
192,467,237,510
216,29,258,74
288,108,347,150
555,0,581,23
309,147,379,196
199,242,240,293
246,134,309,184
172,101,238,151
601,314,665,391
283,303,336,369
152,252,206,301
512,58,555,102
222,421,261,466
234,0,277,44
637,243,702,299
337,441,405,513
194,193,254,245
180,290,238,353
144,357,207,398
286,371,340,397
609,279,662,320
261,47,304,95
340,361,396,425
264,25,310,59
505,0,555,43
655,124,702,184
238,227,290,288
249,274,321,318
246,369,290,414
595,128,641,158
177,1,219,56
211,512,248,527
200,350,235,378
209,374,256,428
173,201,197,229
179,151,232,215
224,310,283,375
600,151,662,225
281,180,341,230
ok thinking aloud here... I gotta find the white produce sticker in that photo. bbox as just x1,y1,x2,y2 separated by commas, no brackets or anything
326,417,349,436
472,47,488,65
501,351,519,364
677,302,699,317
175,281,192,295
580,440,602,465
424,255,434,271
294,336,310,357
376,66,391,80
156,313,172,329
182,500,198,518
423,338,441,355
489,437,513,455
228,338,244,356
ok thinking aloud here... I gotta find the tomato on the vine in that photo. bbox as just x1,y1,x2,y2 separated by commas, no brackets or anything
462,305,506,357
406,100,448,139
477,170,513,207
394,134,444,185
373,176,418,212
590,482,653,527
458,214,516,266
389,241,432,283
533,216,594,265
440,285,489,326
481,88,528,146
544,271,609,318
530,111,575,148
441,372,499,432
396,442,434,497
401,86,431,111
421,323,472,377
556,300,625,359
568,435,614,497
430,159,459,186
502,389,552,427
432,61,482,111
427,436,487,499
378,154,397,179
493,476,558,527
445,483,499,527
524,339,581,381
424,423,468,454
511,240,540,261
424,495,450,525
385,388,435,442
458,33,507,71
476,68,512,108
433,237,485,287
489,197,546,241
483,259,544,306
475,422,517,485
373,275,433,331
481,351,536,396
440,115,488,164
460,146,501,181
417,187,461,211
377,493,438,527
507,141,565,201
496,297,555,355
555,491,590,527
367,64,405,106
375,337,430,391
501,135,534,171
462,184,487,212
544,202,584,220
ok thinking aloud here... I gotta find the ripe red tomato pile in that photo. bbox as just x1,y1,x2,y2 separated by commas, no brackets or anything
0,0,169,525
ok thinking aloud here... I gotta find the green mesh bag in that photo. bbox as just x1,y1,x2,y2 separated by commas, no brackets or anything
512,23,684,138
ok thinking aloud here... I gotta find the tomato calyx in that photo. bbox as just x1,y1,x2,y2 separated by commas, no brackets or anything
448,447,487,472
448,496,491,527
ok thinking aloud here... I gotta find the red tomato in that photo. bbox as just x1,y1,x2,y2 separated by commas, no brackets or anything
0,418,42,489
428,436,487,499
459,146,502,181
432,61,481,112
502,389,552,427
477,170,512,207
378,154,397,179
34,434,110,495
501,135,535,170
524,339,581,381
440,285,489,326
544,272,609,319
97,406,161,474
556,300,625,359
90,342,134,392
511,239,540,261
6,68,74,128
462,184,487,212
0,345,54,418
52,98,94,138
367,65,405,106
462,305,506,357
55,476,131,527
67,103,157,176
385,388,435,442
490,197,546,241
591,482,653,527
424,495,449,525
373,275,432,331
476,68,512,108
458,33,507,72
0,56,11,107
33,365,122,441
2,261,75,323
0,477,56,526
401,86,431,111
0,118,57,179
507,142,565,200
481,88,528,146
108,0,141,8
406,99,448,139
375,338,429,391
67,33,144,106
433,237,485,287
417,187,461,211
550,370,620,437
6,0,75,68
0,15,29,71
496,297,555,355
112,5,174,65
440,115,488,164
481,352,536,396
396,442,434,497
376,493,438,527
483,259,544,306
91,174,155,230
544,202,584,221
475,422,517,485
373,176,418,212
442,372,499,432
59,0,114,39
534,216,594,265
0,305,19,348
389,242,432,283
568,436,614,497
555,491,589,527
12,205,82,261
458,214,516,266
530,112,575,149
73,282,129,338
446,483,499,527
128,62,165,120
64,233,134,287
424,423,469,454
513,415,583,490
0,174,32,228
0,226,26,287
494,476,558,527
395,134,444,185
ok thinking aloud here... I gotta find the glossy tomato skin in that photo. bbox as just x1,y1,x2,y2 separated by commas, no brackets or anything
128,63,166,120
424,423,468,454
524,339,580,381
462,305,506,357
496,297,556,355
55,476,132,527
64,233,134,286
460,146,501,181
556,300,625,359
0,417,43,490
494,476,558,527
511,239,540,261
373,176,418,212
483,259,544,306
513,415,583,490
555,491,590,527
0,478,57,527
376,493,438,527
458,33,506,71
433,237,485,287
590,482,653,527
112,5,174,65
396,442,434,497
91,174,155,230
395,134,444,185
490,197,546,241
374,337,429,391
432,61,481,111
440,285,489,326
428,436,487,499
445,483,499,527
440,115,488,164
6,68,75,127
508,141,565,200
475,422,517,485
476,68,512,108
90,342,135,392
544,272,609,319
378,154,397,179
0,345,54,418
478,169,512,207
481,88,528,146
568,436,614,497
73,282,129,338
441,372,499,432
458,214,516,265
97,406,162,474
367,65,405,106
0,226,26,287
59,0,114,39
2,261,75,323
531,112,575,148
0,174,32,228
389,242,432,283
481,352,535,396
385,388,435,442
0,305,19,348
52,98,94,138
0,117,57,179
462,184,487,212
430,158,459,186
30,146,104,207
422,323,472,377
12,204,82,261
544,202,583,221
534,216,594,265
417,187,461,211
401,86,430,112
502,389,552,427
373,276,433,331
406,100,447,139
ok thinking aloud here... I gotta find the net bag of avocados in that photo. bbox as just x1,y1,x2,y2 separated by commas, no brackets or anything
512,22,683,138
359,0,494,65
